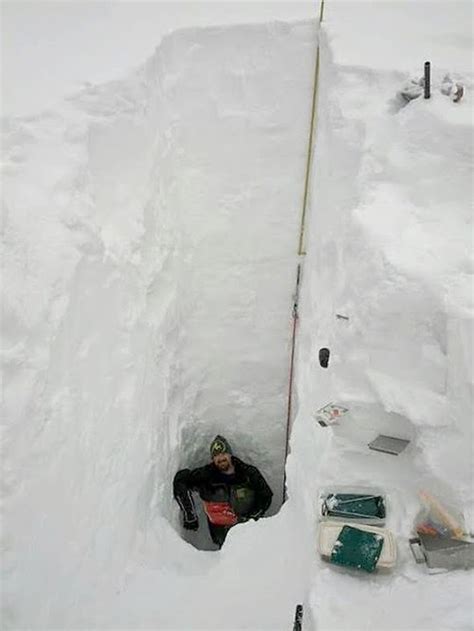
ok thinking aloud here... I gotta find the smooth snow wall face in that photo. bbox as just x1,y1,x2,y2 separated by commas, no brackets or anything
2,20,316,626
160,22,316,508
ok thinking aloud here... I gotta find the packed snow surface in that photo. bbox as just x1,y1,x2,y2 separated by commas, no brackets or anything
1,1,473,630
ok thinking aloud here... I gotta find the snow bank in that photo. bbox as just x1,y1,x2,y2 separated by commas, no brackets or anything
289,5,473,629
2,70,180,628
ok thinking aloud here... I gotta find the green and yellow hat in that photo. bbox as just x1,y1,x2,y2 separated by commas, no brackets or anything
210,435,232,458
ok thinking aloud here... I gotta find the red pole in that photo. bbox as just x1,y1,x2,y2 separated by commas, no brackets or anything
283,264,301,500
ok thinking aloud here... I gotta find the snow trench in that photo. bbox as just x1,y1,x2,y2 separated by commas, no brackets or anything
2,13,473,631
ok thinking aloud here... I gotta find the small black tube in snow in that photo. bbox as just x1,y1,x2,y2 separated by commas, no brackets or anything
424,62,431,99
319,348,330,368
293,604,303,631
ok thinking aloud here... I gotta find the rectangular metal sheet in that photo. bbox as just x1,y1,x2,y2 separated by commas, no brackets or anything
368,434,410,455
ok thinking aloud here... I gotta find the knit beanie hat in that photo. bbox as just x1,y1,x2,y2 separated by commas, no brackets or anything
210,435,232,458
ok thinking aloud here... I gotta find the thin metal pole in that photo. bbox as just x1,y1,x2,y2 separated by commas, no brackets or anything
283,264,301,500
424,61,431,99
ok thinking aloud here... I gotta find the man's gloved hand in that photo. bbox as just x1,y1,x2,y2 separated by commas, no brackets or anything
249,509,264,521
239,510,265,523
182,509,199,531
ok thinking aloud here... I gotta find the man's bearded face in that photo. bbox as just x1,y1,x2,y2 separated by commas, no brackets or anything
213,453,233,472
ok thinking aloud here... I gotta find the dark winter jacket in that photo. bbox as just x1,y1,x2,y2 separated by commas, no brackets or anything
173,457,273,526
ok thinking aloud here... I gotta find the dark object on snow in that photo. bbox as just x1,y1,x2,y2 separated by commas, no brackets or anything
330,525,384,573
319,348,330,368
368,434,410,456
315,403,349,428
322,493,386,522
336,313,349,321
173,457,273,548
441,75,465,103
424,61,431,98
409,533,474,570
293,604,304,631
409,536,427,563
452,83,464,102
210,435,232,458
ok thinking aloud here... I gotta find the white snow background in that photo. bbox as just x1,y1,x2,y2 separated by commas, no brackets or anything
1,1,473,630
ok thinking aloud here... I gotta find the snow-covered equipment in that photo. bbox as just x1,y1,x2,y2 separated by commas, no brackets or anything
399,78,424,102
368,434,410,456
318,522,397,572
440,74,465,102
321,491,386,526
314,403,349,427
450,83,464,102
409,533,474,570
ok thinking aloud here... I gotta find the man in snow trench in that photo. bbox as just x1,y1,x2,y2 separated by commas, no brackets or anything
173,435,273,548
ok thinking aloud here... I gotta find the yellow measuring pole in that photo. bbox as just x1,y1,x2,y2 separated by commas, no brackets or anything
297,0,325,255
298,40,321,256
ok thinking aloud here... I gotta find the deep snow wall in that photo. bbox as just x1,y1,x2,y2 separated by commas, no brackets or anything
162,22,316,503
2,20,317,628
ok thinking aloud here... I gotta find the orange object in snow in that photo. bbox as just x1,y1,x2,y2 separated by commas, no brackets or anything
203,501,239,526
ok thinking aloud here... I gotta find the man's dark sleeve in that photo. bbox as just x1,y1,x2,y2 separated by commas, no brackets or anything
246,465,273,514
173,466,208,515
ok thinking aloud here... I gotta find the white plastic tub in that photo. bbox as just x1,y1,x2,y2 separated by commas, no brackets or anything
318,521,397,569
